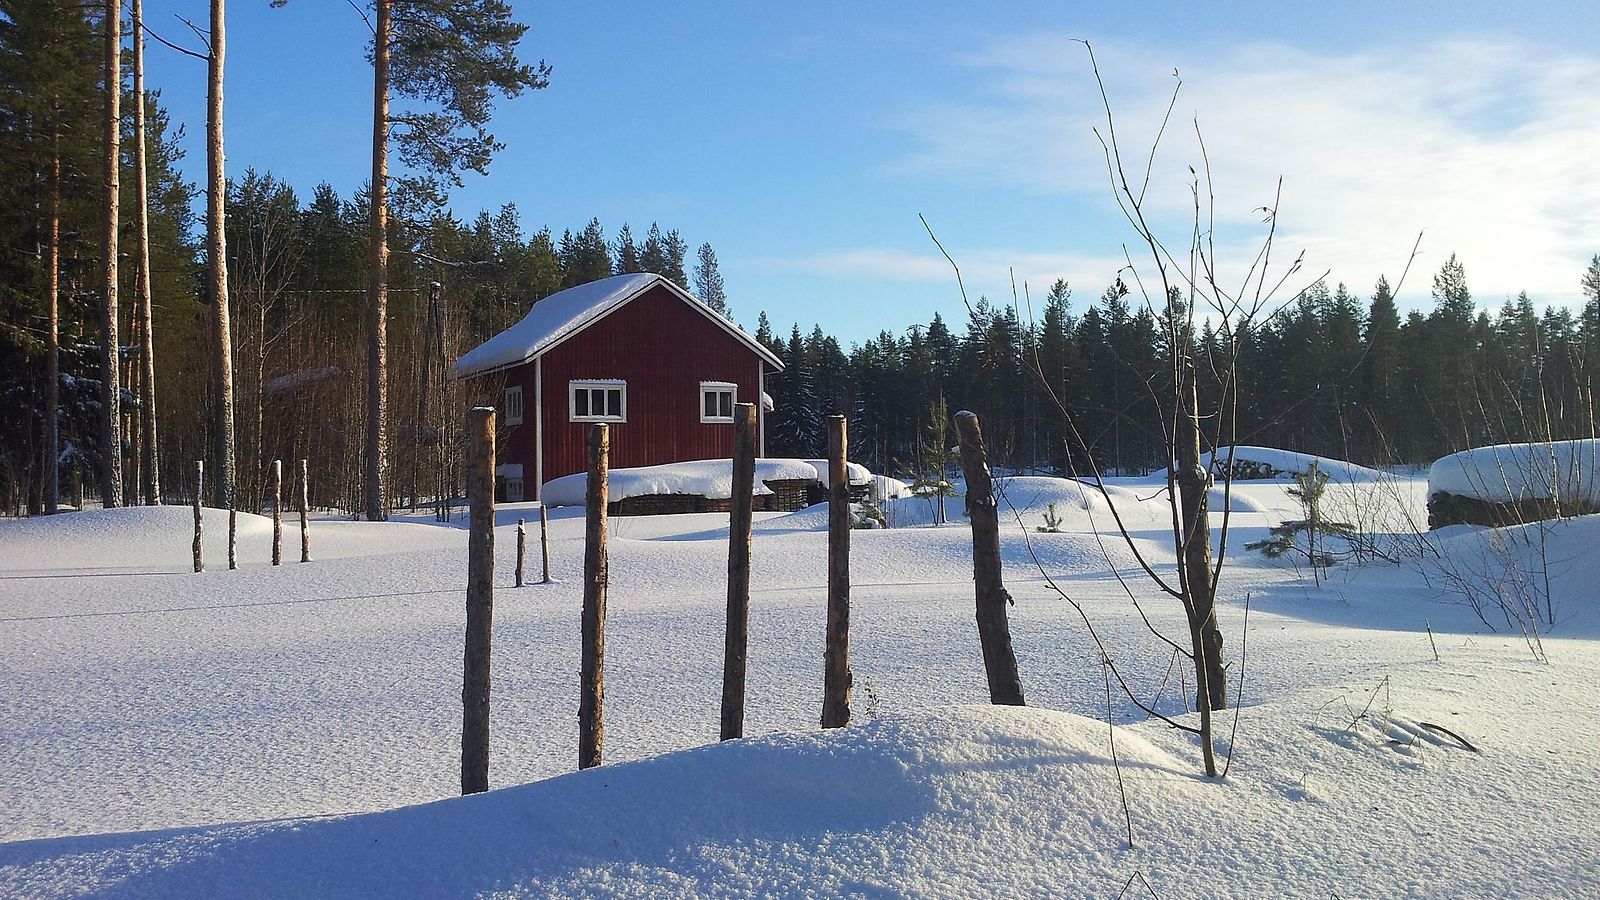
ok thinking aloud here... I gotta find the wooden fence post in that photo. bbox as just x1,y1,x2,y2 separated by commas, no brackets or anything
462,406,495,794
822,414,852,728
954,411,1026,706
721,402,756,740
298,458,310,562
228,499,237,571
192,461,203,573
579,423,609,769
516,518,526,587
269,459,282,566
539,503,551,583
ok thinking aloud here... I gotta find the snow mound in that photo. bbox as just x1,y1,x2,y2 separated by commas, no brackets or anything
540,458,821,507
0,506,272,571
804,458,873,488
0,706,1192,899
1428,439,1600,505
1205,446,1385,483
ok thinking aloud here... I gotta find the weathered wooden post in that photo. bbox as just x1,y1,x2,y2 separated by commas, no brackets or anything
297,458,310,563
269,459,283,566
515,517,526,587
822,414,852,728
462,406,495,795
954,410,1026,706
192,461,204,573
721,402,757,740
539,503,551,583
579,423,609,769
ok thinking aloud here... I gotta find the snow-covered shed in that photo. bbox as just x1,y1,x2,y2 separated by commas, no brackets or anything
452,273,784,501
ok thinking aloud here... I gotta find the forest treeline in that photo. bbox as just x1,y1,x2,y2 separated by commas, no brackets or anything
3,4,1598,514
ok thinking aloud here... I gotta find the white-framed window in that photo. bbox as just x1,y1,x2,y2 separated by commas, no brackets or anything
700,381,736,423
504,478,524,502
570,379,627,423
504,385,524,426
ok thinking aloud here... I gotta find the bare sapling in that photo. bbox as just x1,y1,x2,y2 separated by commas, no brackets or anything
923,43,1325,777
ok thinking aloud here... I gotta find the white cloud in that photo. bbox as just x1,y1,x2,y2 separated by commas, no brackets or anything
893,35,1600,309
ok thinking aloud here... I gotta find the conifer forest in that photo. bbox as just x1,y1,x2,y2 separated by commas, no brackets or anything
2,3,1598,516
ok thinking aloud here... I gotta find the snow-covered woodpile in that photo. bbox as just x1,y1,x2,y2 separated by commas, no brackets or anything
1427,439,1600,528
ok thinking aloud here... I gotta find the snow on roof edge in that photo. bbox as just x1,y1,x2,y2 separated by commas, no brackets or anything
452,274,783,379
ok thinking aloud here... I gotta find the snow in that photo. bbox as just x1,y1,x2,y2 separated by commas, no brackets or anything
3,447,1599,897
805,458,873,488
261,366,342,394
1205,446,1387,482
451,274,782,379
1428,439,1600,504
452,274,660,378
539,457,820,506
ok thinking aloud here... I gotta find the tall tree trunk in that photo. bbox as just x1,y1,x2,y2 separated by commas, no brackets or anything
98,0,123,508
207,0,235,512
364,0,392,521
45,103,61,515
132,0,160,505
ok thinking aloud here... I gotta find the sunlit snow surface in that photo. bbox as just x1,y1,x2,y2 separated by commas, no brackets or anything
1,473,1597,898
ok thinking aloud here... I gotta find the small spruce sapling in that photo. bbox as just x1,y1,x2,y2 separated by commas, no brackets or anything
1246,461,1357,583
1036,502,1064,533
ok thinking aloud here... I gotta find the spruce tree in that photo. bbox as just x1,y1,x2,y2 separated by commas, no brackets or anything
693,242,728,314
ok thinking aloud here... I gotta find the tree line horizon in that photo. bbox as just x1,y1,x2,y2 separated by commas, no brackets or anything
3,4,1598,515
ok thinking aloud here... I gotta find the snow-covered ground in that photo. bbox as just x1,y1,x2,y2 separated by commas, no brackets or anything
1,472,1597,897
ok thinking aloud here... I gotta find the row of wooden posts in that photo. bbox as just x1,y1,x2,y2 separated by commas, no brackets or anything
191,458,311,572
458,402,1025,795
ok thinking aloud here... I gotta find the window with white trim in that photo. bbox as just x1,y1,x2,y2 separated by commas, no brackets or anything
700,381,736,423
504,385,524,425
570,380,626,422
504,478,524,502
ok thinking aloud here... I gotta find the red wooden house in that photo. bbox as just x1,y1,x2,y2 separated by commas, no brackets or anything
452,273,784,501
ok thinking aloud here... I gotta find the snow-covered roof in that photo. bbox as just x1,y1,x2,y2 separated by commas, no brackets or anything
452,273,783,379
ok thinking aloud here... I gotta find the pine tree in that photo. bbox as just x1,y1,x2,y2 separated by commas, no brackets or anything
275,0,550,521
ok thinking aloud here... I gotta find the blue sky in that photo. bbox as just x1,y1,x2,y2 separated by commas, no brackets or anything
145,1,1600,343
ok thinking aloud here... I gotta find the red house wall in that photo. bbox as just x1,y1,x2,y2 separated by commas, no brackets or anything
494,283,765,495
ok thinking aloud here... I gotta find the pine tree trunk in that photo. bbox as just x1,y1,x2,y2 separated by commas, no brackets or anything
207,0,235,514
364,0,392,522
45,105,61,515
98,0,123,508
132,0,160,505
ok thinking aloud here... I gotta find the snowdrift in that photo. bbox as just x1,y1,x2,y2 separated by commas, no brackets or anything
0,707,1192,899
540,458,821,507
1204,446,1385,483
1428,439,1600,506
